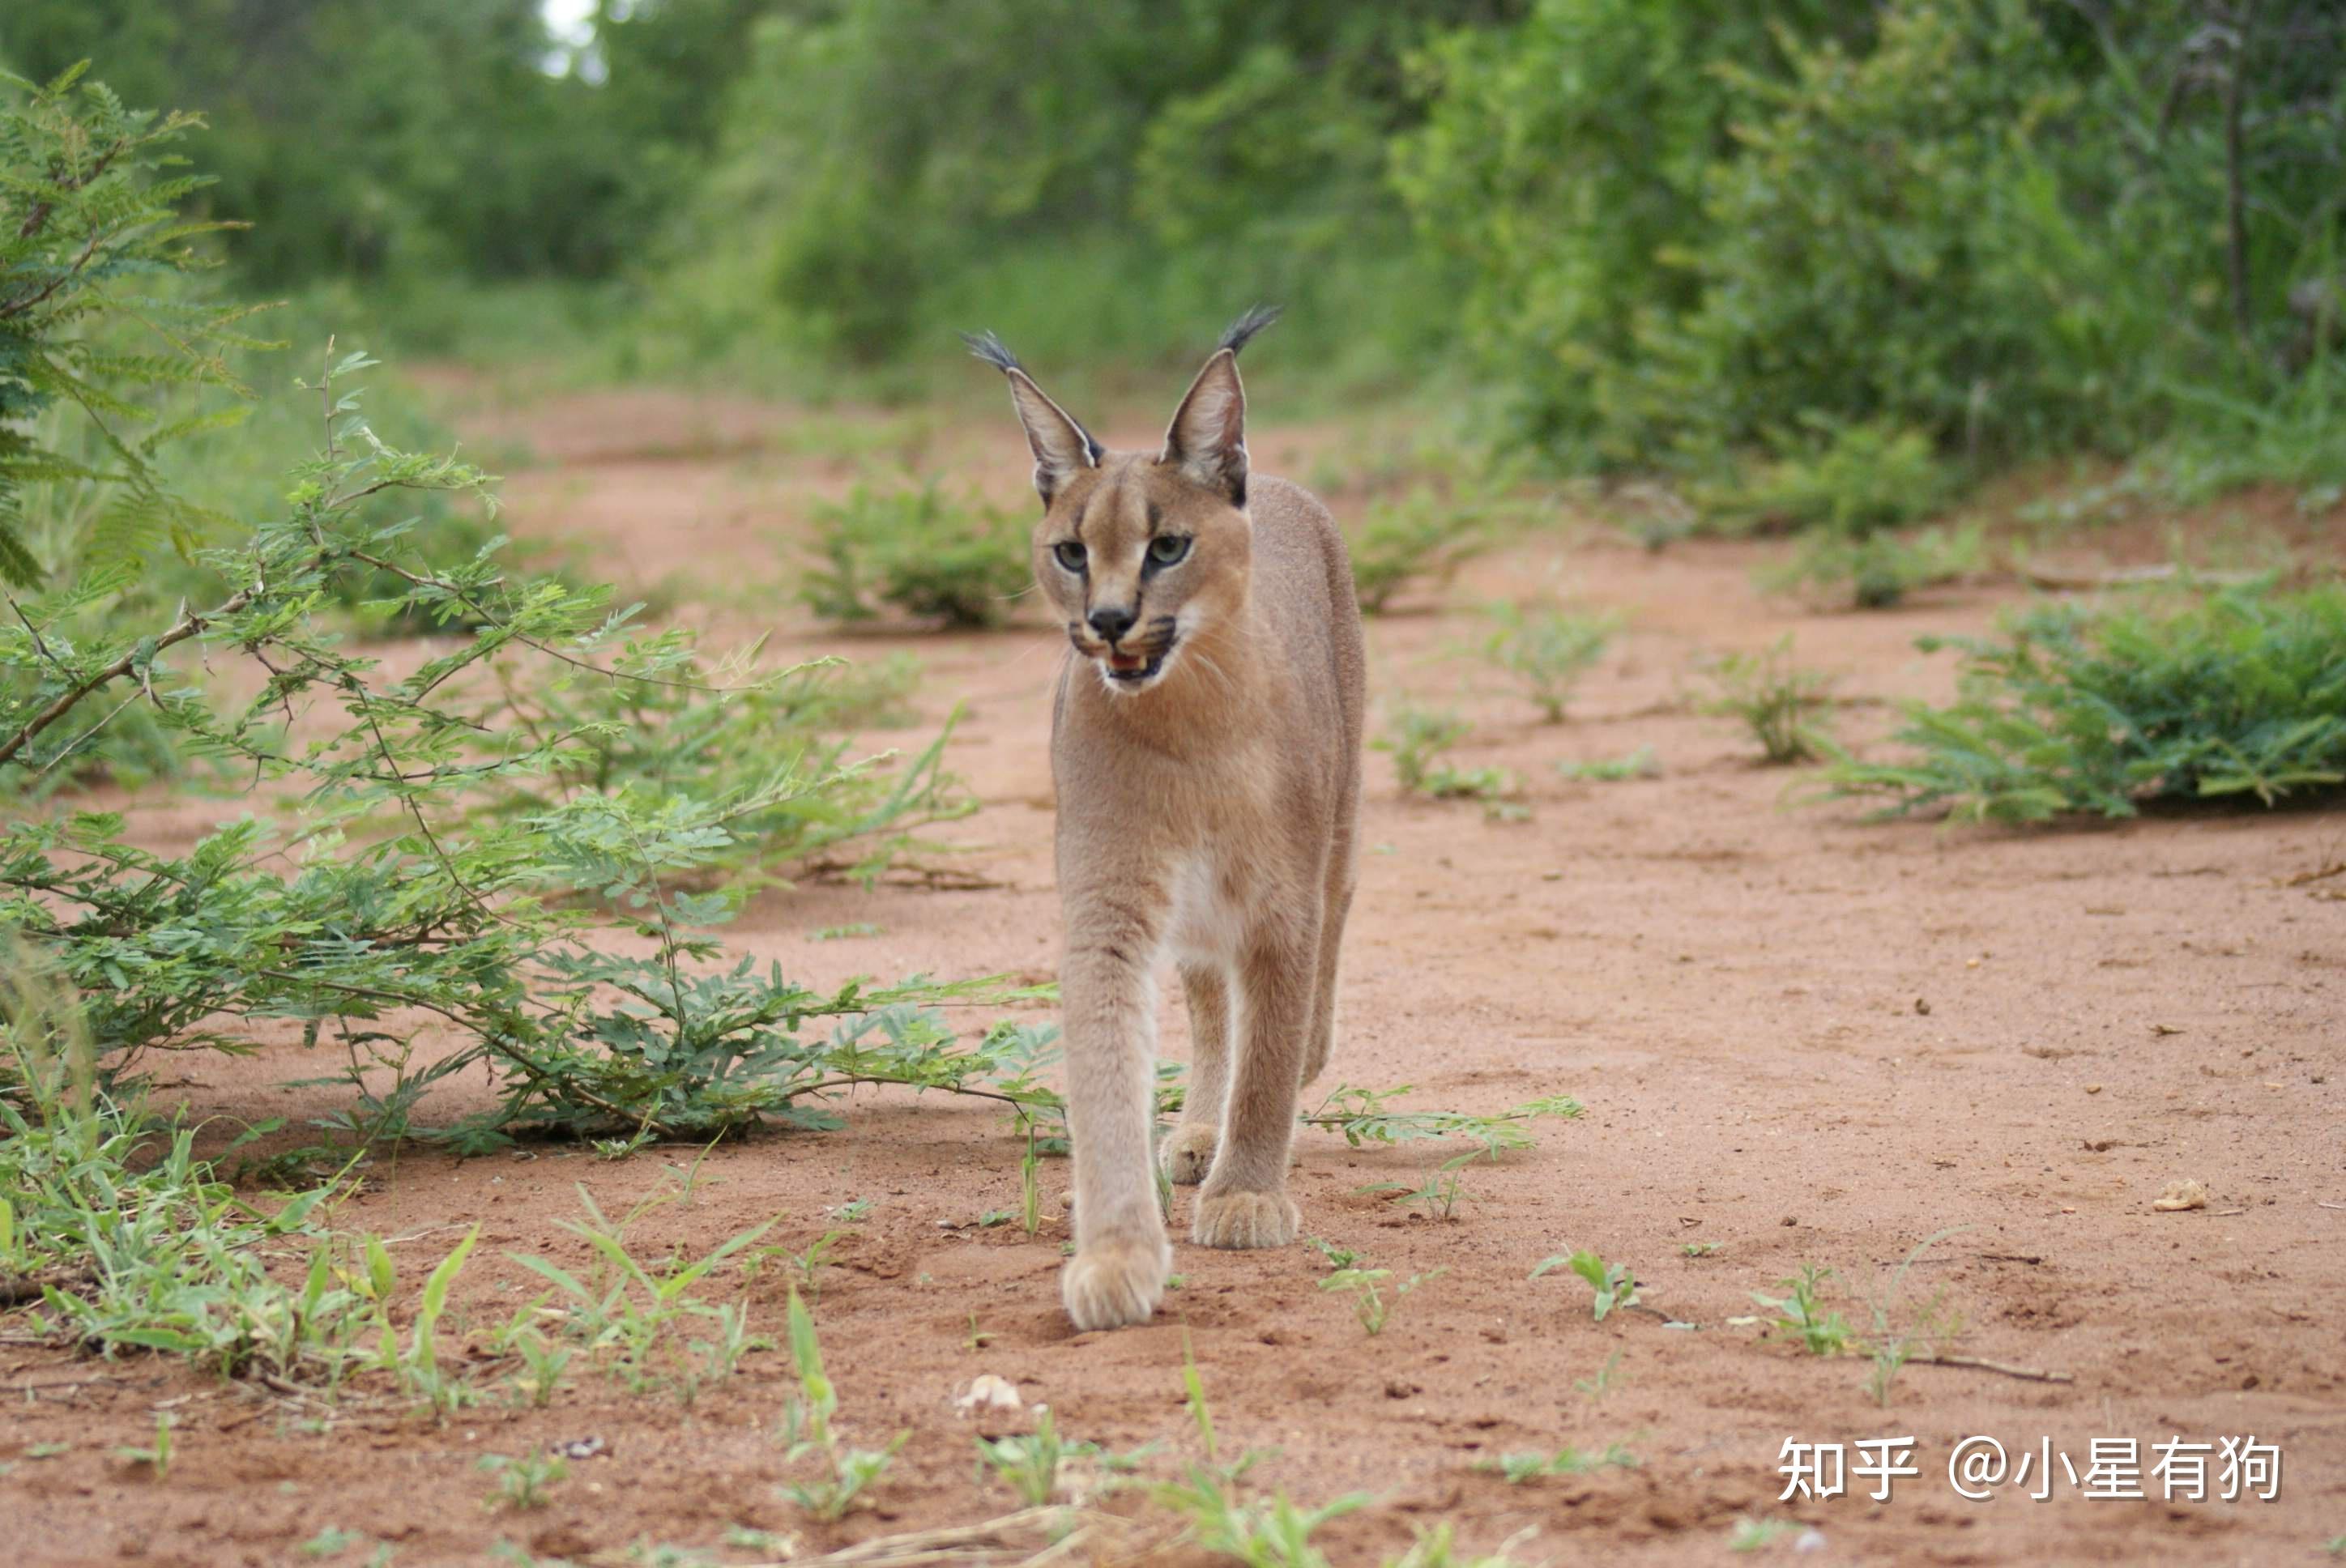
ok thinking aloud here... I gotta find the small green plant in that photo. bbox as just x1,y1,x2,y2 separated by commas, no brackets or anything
1478,1441,1636,1483
972,1404,1145,1506
769,1228,852,1301
505,1329,572,1408
1861,1229,1966,1407
1305,1237,1361,1270
776,1287,906,1522
112,1411,174,1478
1682,1241,1721,1257
1474,601,1616,722
1820,585,2346,821
1752,1264,1854,1357
1573,1350,1624,1402
398,1225,482,1414
1172,1485,1373,1568
1555,747,1659,782
801,482,1028,628
1303,1086,1581,1160
1019,1124,1043,1236
1318,1266,1444,1336
1727,1516,1798,1553
1533,1249,1640,1321
1375,705,1516,810
479,1448,569,1511
1388,1523,1538,1568
1699,637,1836,764
1359,1153,1478,1221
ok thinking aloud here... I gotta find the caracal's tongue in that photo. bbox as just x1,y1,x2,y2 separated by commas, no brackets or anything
1108,650,1145,671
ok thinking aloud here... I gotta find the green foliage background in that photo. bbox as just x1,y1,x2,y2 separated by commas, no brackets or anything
4,0,2340,496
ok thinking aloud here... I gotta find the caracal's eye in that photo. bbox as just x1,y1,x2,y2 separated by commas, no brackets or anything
1147,535,1192,566
1054,540,1087,572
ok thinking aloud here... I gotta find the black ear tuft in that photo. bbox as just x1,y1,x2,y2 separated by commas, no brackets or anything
961,330,1023,374
1216,305,1282,358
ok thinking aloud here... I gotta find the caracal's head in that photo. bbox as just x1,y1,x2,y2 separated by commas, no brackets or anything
965,309,1278,697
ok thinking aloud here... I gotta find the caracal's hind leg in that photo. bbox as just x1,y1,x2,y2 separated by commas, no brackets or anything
1193,907,1317,1249
1162,961,1230,1185
1303,824,1355,1085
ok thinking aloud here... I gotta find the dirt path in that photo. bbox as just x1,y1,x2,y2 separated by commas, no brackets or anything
6,385,2342,1566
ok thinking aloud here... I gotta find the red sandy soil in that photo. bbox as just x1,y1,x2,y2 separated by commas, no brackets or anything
4,383,2343,1566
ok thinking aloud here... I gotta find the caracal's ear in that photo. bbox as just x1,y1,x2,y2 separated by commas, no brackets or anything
1162,305,1279,507
962,330,1102,506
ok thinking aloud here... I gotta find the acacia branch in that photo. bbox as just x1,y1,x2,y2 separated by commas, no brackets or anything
0,585,252,769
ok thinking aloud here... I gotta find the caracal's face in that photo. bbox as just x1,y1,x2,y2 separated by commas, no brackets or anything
1034,454,1251,697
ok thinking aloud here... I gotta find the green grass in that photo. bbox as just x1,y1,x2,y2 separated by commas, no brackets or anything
1821,583,2346,821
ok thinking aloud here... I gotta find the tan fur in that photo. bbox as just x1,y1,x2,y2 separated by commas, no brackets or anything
975,327,1366,1332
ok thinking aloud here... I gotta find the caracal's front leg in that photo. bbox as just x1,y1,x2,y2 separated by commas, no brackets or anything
1058,894,1171,1331
1162,961,1231,1185
1193,908,1318,1249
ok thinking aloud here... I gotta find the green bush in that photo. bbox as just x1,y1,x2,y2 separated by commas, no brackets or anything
802,483,1029,628
1400,0,2346,502
1821,584,2346,821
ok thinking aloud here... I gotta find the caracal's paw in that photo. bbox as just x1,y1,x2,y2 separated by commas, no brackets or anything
1061,1234,1171,1332
1160,1123,1218,1186
1192,1187,1299,1250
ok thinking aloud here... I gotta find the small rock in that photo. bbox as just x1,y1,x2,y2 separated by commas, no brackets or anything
2084,1083,2104,1094
1794,1528,1828,1554
955,1374,1024,1416
1913,997,1931,1016
2152,1179,2208,1212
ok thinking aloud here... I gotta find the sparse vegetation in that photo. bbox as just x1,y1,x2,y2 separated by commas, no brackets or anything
1700,637,1836,764
1478,1442,1636,1484
1350,488,1500,615
1318,1265,1444,1336
1375,705,1517,812
1555,747,1659,782
800,482,1030,628
1473,601,1616,722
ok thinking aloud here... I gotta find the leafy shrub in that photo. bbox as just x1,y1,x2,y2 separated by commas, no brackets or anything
0,356,1014,1145
1821,584,2346,821
1706,420,1951,539
1698,637,1835,765
803,482,1028,628
1474,601,1615,722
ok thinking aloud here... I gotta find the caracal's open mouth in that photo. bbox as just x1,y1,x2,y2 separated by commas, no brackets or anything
1103,647,1166,684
